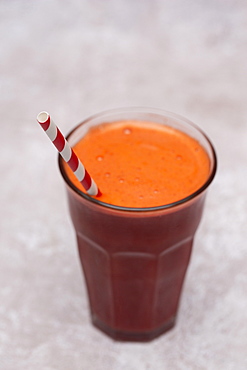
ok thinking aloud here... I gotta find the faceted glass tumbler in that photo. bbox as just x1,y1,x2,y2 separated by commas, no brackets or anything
59,108,216,341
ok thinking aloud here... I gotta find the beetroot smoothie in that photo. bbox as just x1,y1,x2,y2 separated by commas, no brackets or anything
59,108,216,341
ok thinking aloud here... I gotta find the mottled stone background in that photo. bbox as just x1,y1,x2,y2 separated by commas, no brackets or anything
1,0,247,369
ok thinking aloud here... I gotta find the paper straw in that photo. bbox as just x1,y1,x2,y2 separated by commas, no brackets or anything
37,111,100,196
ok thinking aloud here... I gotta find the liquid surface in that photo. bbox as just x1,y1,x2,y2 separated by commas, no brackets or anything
65,120,210,208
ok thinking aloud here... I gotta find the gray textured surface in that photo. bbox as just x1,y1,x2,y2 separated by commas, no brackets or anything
1,0,247,369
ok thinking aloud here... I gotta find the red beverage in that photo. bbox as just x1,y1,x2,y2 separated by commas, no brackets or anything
59,108,216,341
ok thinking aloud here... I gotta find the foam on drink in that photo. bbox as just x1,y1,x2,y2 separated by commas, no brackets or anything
64,120,210,208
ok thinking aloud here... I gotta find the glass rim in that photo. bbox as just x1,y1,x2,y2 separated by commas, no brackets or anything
58,107,217,212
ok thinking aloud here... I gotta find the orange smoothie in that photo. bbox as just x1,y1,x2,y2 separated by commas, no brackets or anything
65,120,210,208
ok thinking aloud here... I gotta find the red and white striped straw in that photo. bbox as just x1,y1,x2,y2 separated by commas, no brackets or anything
37,111,100,197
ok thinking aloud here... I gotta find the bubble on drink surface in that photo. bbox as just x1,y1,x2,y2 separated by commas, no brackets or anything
119,178,124,183
105,172,111,178
176,155,182,160
123,128,132,135
97,155,104,161
153,189,159,194
135,177,140,182
139,195,144,199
